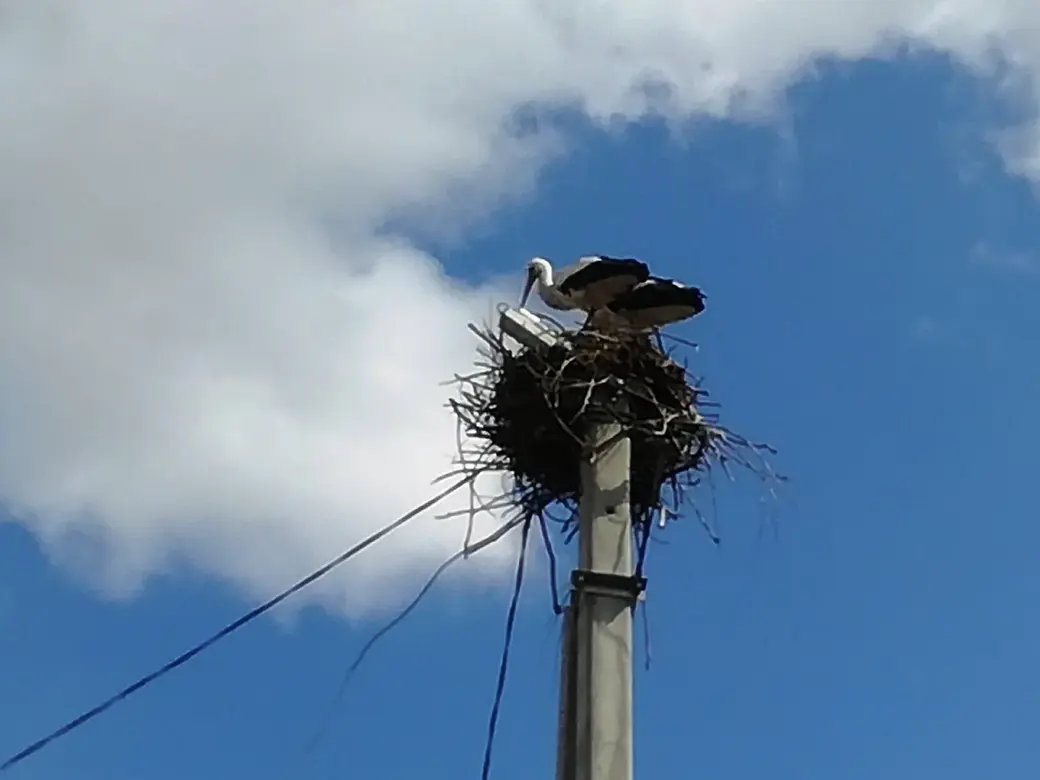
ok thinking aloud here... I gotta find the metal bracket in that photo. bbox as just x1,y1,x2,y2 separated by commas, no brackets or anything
498,306,564,351
571,569,647,603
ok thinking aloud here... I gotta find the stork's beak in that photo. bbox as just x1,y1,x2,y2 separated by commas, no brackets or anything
519,268,536,307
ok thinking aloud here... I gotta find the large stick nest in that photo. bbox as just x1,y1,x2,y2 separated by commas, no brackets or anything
449,318,779,534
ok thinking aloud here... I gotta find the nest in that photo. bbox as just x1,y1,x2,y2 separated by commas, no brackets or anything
448,318,778,538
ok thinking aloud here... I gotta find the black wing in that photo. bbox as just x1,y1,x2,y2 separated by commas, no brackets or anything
557,256,650,295
608,278,706,315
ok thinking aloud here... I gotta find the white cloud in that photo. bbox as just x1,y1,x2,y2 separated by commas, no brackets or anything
2,0,1040,615
970,241,1040,274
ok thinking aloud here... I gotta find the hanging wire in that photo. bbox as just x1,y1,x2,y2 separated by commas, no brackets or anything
297,515,525,758
480,516,532,780
0,475,475,775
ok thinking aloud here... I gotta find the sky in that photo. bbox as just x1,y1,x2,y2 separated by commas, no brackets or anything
3,1,1040,778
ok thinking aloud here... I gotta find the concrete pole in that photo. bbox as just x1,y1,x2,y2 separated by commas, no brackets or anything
569,417,640,780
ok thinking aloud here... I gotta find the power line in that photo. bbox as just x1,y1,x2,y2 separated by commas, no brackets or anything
481,515,531,780
0,475,474,775
536,513,563,615
297,514,525,760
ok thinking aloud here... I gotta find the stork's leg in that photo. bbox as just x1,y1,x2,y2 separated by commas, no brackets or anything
583,308,612,333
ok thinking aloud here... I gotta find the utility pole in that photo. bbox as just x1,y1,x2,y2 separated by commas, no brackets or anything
497,308,642,780
559,406,644,780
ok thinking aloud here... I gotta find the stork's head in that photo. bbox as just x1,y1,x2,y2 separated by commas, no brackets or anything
520,257,552,307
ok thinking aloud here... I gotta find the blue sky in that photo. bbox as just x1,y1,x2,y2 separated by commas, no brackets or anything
4,51,1040,780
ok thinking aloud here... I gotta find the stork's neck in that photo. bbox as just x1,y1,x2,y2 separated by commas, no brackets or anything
528,257,572,310
540,284,573,310
530,257,553,287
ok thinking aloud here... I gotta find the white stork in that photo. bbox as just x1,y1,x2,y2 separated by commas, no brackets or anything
597,277,706,330
519,255,650,313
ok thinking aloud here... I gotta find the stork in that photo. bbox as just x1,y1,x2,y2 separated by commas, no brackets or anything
519,255,650,313
597,277,706,330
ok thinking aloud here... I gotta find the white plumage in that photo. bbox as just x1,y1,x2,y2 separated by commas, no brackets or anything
519,255,650,313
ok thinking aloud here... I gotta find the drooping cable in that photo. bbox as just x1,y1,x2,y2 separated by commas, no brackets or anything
480,516,532,780
0,475,474,775
298,515,525,758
